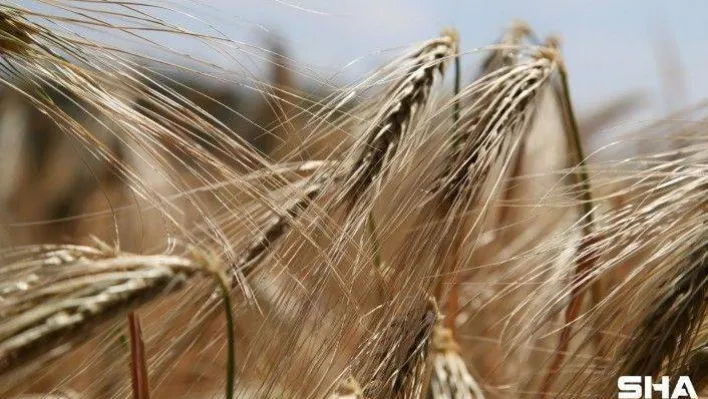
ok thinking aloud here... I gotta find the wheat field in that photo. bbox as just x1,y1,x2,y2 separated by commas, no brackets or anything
0,2,705,398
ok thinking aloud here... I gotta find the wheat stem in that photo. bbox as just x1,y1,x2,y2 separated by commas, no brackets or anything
445,47,463,334
128,312,150,399
538,48,602,398
216,275,236,399
558,64,595,236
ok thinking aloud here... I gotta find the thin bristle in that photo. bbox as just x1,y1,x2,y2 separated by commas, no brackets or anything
0,8,36,57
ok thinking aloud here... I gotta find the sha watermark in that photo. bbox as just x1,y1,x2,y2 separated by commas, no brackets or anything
618,376,697,399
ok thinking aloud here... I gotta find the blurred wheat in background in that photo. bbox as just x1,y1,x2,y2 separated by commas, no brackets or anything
0,1,705,398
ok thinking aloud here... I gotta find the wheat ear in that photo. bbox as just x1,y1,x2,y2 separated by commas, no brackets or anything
342,32,457,212
432,52,555,209
678,342,707,392
422,43,556,313
615,236,706,379
555,156,707,397
429,321,485,399
0,244,217,379
329,376,364,399
350,298,438,398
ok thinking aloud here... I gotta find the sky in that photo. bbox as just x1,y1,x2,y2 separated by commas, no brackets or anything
200,0,708,114
17,0,708,114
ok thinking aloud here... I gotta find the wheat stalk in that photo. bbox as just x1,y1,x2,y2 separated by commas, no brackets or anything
127,312,150,399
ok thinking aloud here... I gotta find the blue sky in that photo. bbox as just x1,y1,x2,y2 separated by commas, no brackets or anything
19,0,708,114
200,0,708,114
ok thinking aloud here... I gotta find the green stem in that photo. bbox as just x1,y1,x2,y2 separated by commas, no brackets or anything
558,68,594,234
216,276,235,399
450,40,463,151
539,65,600,399
453,52,461,128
